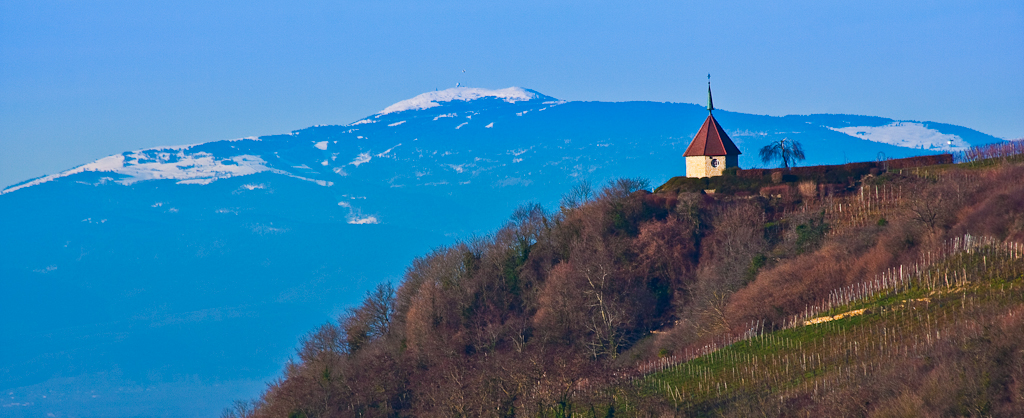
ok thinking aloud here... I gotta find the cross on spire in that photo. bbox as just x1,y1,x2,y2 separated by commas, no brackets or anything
707,74,714,114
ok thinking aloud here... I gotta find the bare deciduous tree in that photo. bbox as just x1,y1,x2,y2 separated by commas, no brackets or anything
759,137,806,169
364,281,396,338
560,180,594,211
220,399,258,418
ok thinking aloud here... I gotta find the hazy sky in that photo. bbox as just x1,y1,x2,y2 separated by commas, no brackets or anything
2,0,1022,188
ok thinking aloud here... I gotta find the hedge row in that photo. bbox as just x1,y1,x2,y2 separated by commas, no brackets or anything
655,154,953,195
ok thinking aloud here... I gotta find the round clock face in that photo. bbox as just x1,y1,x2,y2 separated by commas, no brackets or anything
710,158,720,168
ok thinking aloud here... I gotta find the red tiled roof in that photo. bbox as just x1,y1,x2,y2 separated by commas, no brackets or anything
683,114,741,156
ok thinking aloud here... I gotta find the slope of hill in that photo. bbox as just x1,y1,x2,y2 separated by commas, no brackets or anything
0,87,1004,417
630,237,1024,416
230,146,1024,417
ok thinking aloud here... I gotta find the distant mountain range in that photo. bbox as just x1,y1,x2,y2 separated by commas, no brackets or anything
0,87,1001,417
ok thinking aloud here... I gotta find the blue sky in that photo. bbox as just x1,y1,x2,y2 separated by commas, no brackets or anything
2,0,1022,188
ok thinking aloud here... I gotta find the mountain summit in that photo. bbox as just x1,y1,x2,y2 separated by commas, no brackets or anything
378,86,550,114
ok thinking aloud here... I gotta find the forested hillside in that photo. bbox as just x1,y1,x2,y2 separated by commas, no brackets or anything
228,141,1024,417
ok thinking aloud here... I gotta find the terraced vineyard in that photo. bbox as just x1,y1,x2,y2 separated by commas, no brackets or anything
623,236,1024,416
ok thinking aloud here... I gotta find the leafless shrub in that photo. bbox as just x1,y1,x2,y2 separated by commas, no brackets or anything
600,177,651,200
798,180,817,200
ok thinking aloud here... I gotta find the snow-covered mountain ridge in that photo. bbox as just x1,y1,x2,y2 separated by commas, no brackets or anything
377,86,545,114
3,87,988,199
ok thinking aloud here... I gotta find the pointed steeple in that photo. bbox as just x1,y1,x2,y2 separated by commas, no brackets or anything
707,74,714,114
683,113,741,157
684,74,741,158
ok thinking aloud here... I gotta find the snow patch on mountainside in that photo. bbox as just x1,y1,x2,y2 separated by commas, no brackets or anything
337,201,379,224
1,150,270,195
115,153,268,185
376,144,401,158
348,215,379,225
266,168,333,187
828,122,969,150
349,153,372,166
177,178,217,185
0,137,348,194
378,87,538,115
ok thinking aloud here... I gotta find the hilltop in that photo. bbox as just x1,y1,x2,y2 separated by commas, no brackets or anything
230,141,1024,417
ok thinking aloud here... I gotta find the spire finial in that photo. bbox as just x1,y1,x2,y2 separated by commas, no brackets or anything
707,74,714,114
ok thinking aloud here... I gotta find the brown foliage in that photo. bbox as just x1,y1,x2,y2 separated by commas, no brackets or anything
726,244,853,326
760,184,795,204
886,153,953,169
534,262,587,343
633,216,697,291
797,180,817,200
240,164,1024,417
952,165,1024,242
